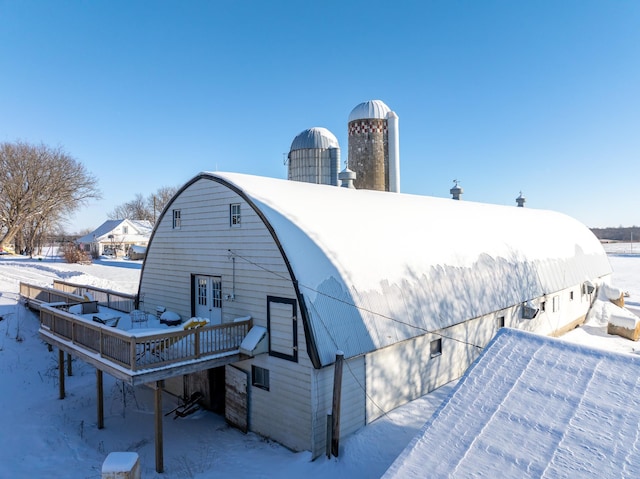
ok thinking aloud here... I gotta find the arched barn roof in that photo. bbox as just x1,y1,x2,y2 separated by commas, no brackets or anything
189,172,612,367
290,127,339,151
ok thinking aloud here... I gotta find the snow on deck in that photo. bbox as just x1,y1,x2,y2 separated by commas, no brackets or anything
383,328,640,478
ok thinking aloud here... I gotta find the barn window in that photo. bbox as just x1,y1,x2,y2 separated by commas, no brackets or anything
172,209,181,229
496,316,505,329
267,296,298,362
430,338,442,358
230,203,241,227
252,365,270,391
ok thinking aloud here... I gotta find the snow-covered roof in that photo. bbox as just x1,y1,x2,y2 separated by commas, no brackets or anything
201,172,612,366
76,219,153,244
290,127,339,151
383,328,640,478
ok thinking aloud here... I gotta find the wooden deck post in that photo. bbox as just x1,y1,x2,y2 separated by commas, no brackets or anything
67,352,73,376
97,369,104,429
331,351,344,457
326,412,333,459
155,380,164,473
58,349,65,400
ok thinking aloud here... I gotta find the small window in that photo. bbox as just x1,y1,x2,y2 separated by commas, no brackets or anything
540,301,546,312
430,338,442,358
252,365,270,391
496,316,505,329
172,209,181,229
122,226,128,234
230,203,241,227
570,291,574,301
553,295,559,312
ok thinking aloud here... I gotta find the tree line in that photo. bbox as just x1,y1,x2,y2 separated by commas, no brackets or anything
590,226,640,242
107,186,177,224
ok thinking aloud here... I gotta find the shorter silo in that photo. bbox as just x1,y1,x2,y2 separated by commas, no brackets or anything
288,127,340,186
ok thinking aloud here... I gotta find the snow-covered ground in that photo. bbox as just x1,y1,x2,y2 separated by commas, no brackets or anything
0,249,638,478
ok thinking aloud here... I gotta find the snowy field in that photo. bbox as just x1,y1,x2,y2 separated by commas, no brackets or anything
0,248,638,478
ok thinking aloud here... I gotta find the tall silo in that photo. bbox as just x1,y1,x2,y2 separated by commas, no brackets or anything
288,127,340,186
347,99,400,192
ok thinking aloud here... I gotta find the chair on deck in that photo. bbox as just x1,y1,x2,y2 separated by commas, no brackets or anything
130,310,148,328
92,315,120,328
148,317,209,360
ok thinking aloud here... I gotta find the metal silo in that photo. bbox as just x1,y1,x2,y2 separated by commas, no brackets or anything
287,127,340,186
347,100,400,192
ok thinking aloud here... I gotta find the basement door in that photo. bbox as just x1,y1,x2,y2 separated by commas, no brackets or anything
193,275,222,324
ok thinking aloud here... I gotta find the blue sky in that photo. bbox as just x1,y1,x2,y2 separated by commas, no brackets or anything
1,1,638,232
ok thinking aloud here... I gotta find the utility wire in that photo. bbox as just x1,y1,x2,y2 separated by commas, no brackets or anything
228,249,485,351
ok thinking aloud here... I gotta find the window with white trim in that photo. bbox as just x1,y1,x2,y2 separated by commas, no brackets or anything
172,209,181,229
230,203,241,227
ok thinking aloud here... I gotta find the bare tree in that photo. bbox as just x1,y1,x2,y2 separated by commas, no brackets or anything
109,194,151,222
108,186,178,223
0,141,101,249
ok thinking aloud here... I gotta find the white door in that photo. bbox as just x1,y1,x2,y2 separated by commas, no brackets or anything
194,275,222,324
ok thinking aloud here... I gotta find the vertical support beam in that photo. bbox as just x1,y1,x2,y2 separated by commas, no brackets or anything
331,351,344,457
58,349,65,400
67,353,73,376
155,380,164,473
97,369,104,429
326,412,333,459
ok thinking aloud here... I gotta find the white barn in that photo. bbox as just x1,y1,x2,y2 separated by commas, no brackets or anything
138,171,612,458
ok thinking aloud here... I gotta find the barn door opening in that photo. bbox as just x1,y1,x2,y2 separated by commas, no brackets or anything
193,275,222,324
267,296,298,362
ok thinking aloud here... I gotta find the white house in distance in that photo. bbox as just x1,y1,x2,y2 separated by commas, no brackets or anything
76,219,153,258
138,171,612,458
383,328,640,478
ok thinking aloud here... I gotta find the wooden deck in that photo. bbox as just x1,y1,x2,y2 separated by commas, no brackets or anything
19,282,86,310
39,303,251,385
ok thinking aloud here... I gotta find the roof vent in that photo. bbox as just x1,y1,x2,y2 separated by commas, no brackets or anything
339,166,357,189
450,180,463,200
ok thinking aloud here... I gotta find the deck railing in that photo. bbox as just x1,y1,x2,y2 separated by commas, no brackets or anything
39,304,252,371
52,280,137,313
19,282,86,309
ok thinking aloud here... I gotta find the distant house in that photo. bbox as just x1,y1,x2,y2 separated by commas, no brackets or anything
383,328,640,478
137,171,612,458
76,219,153,258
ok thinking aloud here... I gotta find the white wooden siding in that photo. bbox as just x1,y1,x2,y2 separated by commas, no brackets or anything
365,283,596,422
139,177,316,452
310,356,366,459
